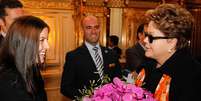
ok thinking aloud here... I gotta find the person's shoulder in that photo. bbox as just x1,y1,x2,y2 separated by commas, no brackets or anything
125,47,133,51
100,46,110,52
66,45,85,55
113,46,121,50
175,49,200,70
0,67,21,87
126,46,138,54
115,47,122,52
137,60,156,73
127,44,139,50
191,59,201,75
0,69,32,101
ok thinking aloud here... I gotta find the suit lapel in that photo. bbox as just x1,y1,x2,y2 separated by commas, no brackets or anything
80,44,96,68
0,34,4,45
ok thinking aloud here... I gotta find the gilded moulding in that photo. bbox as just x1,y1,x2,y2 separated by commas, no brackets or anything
20,0,74,10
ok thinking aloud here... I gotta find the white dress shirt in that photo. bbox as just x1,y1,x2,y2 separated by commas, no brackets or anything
85,41,104,66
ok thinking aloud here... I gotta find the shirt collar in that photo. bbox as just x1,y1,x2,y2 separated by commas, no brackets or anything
85,41,100,51
0,31,6,37
139,42,146,50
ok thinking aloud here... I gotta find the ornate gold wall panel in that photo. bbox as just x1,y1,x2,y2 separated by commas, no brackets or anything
122,8,148,49
108,0,125,7
24,8,75,74
24,8,75,101
21,0,74,10
83,0,106,6
125,0,160,8
21,1,76,101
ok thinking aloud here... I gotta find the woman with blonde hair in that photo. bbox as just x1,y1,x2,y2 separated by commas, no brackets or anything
135,4,201,101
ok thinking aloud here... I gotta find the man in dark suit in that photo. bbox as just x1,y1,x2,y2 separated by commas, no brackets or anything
60,15,122,100
125,23,150,75
108,35,122,60
0,0,24,46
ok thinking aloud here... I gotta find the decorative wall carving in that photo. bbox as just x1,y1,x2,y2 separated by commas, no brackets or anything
83,0,106,6
122,8,148,49
23,7,75,77
82,6,107,13
20,0,74,9
108,0,125,7
82,0,160,8
125,0,160,8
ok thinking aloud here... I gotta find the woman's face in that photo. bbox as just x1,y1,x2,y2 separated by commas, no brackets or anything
39,27,49,63
144,21,173,61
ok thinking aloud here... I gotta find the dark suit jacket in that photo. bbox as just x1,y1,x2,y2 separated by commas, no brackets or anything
60,44,122,99
112,46,122,59
0,34,4,46
125,42,148,72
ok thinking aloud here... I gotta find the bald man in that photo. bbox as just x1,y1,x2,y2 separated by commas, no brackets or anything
60,15,122,100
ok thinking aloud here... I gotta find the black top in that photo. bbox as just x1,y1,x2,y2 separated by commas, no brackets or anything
141,48,201,101
0,65,47,101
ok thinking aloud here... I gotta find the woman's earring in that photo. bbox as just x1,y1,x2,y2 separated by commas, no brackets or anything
168,49,172,53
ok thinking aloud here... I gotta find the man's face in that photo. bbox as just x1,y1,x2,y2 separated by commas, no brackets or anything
82,16,101,46
0,7,24,34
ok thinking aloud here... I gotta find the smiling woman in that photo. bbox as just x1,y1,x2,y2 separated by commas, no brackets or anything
39,27,50,63
0,15,49,101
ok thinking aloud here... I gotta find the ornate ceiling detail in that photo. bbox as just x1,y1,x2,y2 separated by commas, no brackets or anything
19,0,201,10
82,0,161,8
20,0,74,10
82,0,126,8
83,0,106,7
108,0,125,7
125,1,159,8
82,6,106,13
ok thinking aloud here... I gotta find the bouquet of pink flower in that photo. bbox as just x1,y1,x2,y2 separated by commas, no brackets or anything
82,77,156,101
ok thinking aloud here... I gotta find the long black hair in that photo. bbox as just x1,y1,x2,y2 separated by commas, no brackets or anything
0,15,49,94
